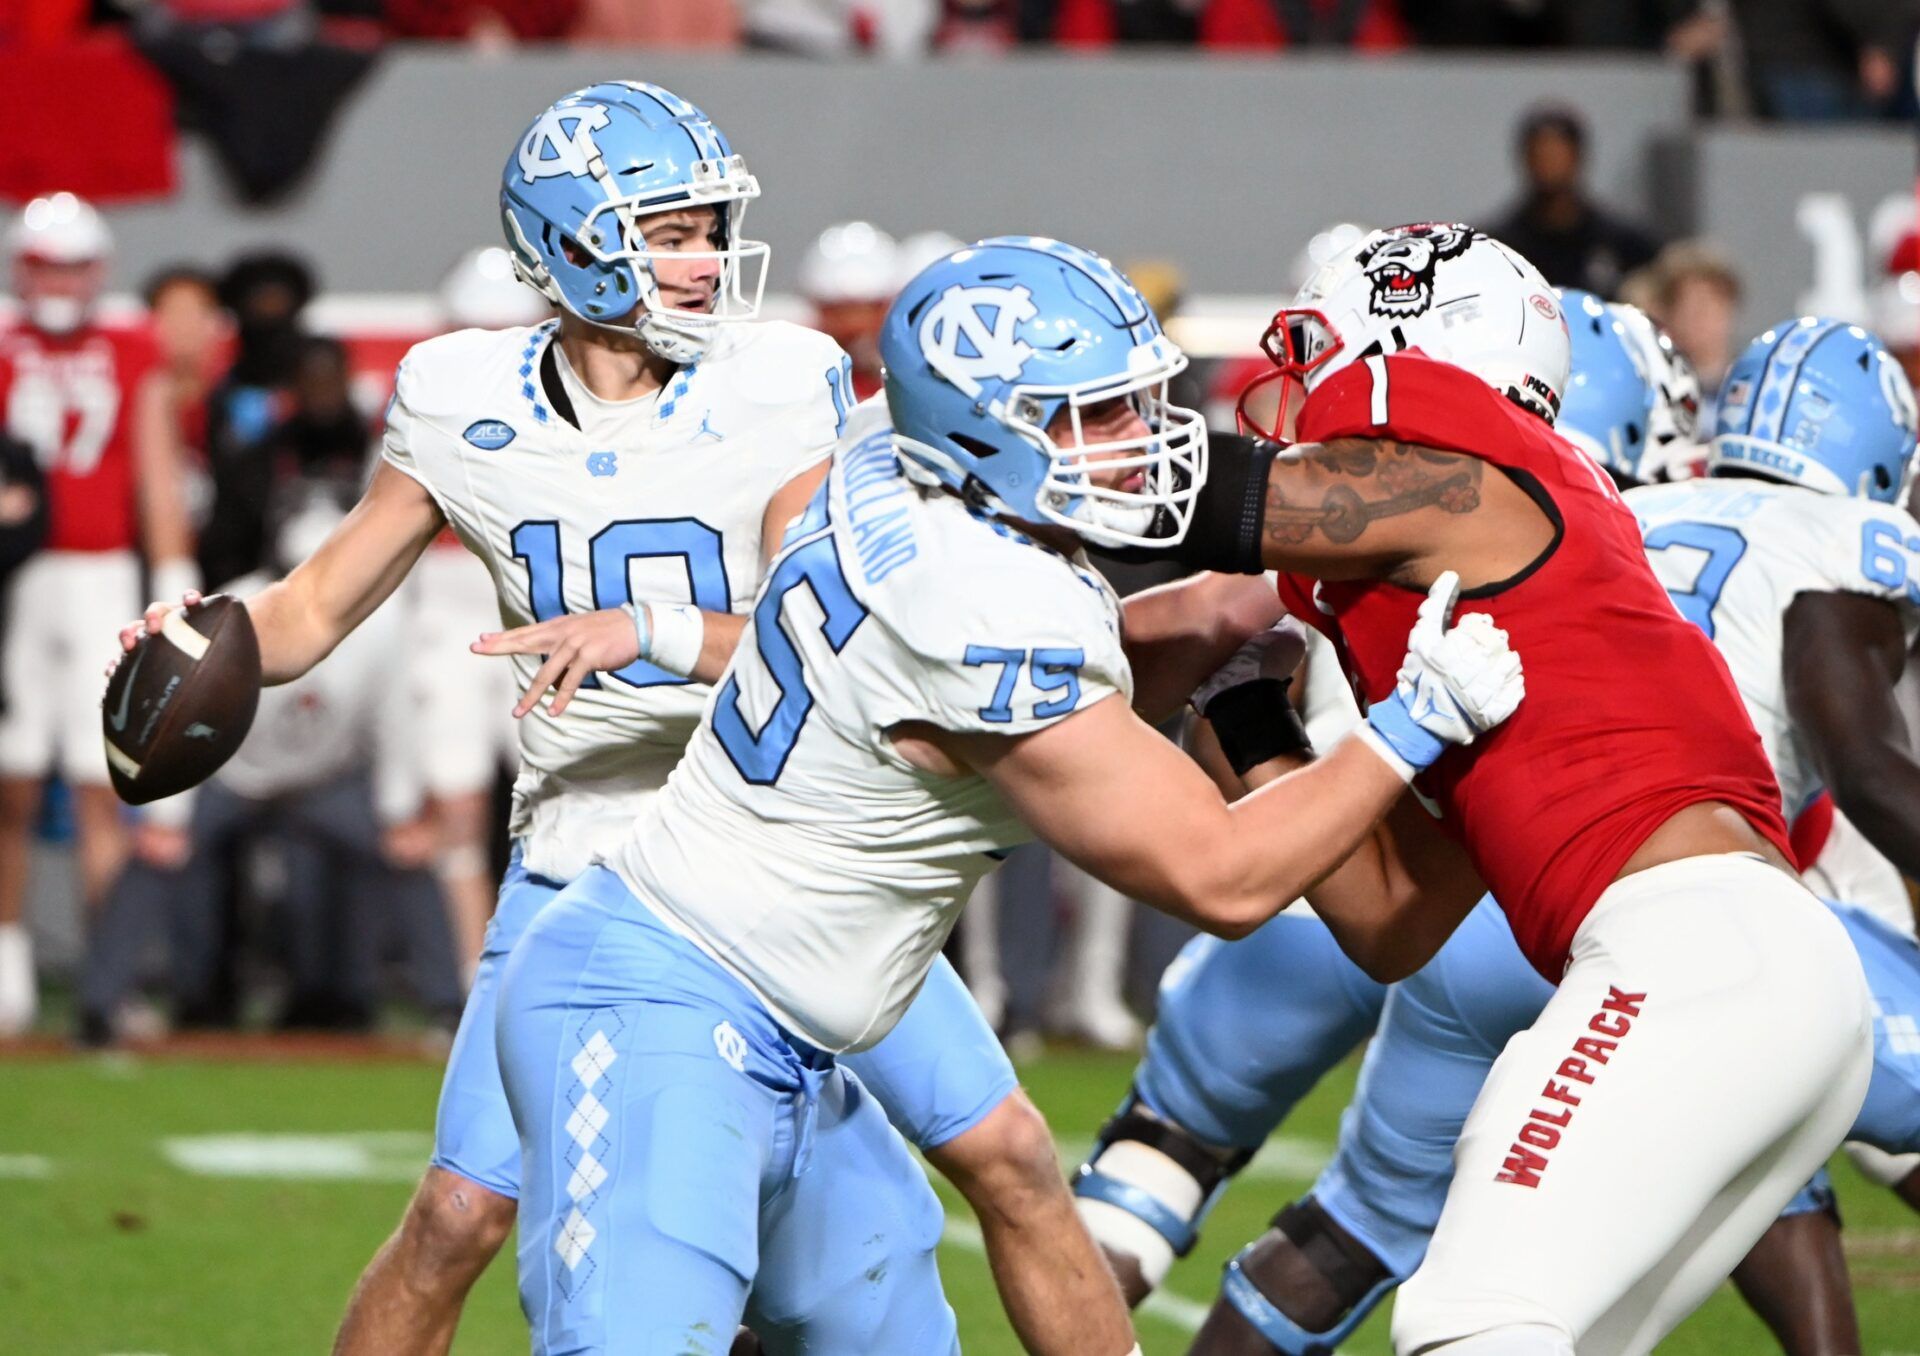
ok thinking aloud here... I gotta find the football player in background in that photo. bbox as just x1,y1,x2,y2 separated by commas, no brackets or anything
0,192,195,1035
489,234,1523,1354
797,220,897,400
124,85,1148,1356
1103,224,1872,1356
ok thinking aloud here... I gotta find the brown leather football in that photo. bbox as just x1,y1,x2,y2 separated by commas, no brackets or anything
101,595,262,806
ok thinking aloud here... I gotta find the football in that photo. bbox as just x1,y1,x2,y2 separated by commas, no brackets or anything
100,594,262,806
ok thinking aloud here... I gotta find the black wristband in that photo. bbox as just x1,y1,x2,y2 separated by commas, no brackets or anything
1203,677,1312,776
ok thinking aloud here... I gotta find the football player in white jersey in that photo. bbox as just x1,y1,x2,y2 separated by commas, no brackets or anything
490,235,1527,1353
118,85,1149,1356
1633,316,1920,922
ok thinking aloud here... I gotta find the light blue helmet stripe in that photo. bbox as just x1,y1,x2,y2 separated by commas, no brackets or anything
1748,319,1843,443
1709,315,1918,504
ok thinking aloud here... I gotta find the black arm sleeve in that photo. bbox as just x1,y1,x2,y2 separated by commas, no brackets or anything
1106,432,1274,573
0,436,47,577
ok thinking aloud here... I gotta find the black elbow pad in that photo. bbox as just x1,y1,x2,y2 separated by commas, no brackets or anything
1107,433,1273,573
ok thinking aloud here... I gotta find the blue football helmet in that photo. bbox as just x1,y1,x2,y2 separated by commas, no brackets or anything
1710,317,1919,503
1556,289,1656,483
499,82,768,364
881,236,1207,549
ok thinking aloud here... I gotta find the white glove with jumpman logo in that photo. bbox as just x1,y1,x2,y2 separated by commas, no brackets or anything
1357,571,1525,782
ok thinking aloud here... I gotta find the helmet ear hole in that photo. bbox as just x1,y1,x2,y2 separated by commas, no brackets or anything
952,433,1002,460
1876,465,1894,491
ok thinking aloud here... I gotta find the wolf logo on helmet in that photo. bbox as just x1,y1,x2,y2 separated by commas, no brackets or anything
1358,224,1477,318
1242,223,1569,440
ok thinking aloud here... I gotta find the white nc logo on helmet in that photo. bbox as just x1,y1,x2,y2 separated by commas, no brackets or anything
518,104,612,182
919,285,1038,398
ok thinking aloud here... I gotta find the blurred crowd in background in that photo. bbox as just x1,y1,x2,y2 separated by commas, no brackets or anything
0,84,1914,1051
0,0,1915,212
6,0,1913,91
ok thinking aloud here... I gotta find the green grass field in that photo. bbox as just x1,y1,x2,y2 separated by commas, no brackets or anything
2,1046,1917,1354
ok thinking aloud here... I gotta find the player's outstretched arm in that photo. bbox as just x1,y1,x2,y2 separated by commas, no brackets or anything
1165,432,1555,591
947,691,1407,940
1784,589,1920,882
118,462,445,686
950,574,1520,955
1120,572,1286,722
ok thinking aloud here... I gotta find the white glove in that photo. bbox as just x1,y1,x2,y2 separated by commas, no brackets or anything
1190,617,1310,716
1358,571,1524,782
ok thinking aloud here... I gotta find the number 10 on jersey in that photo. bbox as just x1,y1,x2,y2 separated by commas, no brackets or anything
510,518,730,688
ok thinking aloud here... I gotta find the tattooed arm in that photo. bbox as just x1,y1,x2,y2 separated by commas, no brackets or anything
1256,437,1552,588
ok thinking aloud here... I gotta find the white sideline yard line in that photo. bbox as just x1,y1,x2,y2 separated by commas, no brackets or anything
940,1216,1213,1335
0,1153,52,1178
159,1132,432,1181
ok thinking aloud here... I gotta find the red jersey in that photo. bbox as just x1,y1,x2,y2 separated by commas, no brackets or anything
1276,354,1790,980
0,321,157,552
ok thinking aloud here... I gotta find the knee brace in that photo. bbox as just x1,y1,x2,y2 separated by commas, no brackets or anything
1072,1093,1252,1288
1220,1198,1397,1355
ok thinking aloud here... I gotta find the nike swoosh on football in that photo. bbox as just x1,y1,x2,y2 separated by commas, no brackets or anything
107,646,147,733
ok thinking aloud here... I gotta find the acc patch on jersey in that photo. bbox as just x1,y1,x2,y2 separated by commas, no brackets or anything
463,419,517,450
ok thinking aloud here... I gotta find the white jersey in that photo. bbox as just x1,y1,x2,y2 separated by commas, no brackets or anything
1627,479,1920,818
383,319,849,880
613,401,1131,1052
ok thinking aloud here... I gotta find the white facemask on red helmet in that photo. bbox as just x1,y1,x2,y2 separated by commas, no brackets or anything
1239,223,1571,442
9,192,112,336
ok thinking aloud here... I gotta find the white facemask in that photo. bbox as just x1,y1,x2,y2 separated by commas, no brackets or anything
27,295,86,336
